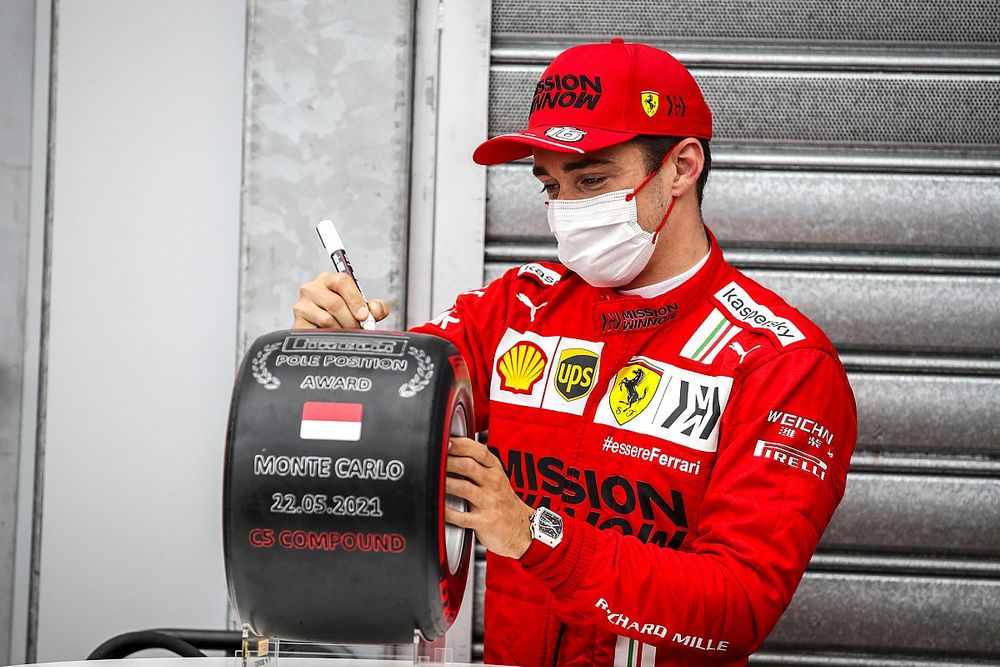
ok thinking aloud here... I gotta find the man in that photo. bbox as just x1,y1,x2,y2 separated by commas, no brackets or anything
293,39,856,667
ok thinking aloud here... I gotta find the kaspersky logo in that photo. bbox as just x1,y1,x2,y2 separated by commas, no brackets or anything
714,283,805,346
496,341,548,394
609,361,663,425
554,348,598,401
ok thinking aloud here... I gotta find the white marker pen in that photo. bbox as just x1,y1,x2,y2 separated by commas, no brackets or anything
315,219,376,330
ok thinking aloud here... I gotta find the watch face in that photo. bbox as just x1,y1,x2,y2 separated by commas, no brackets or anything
533,507,564,547
538,509,563,539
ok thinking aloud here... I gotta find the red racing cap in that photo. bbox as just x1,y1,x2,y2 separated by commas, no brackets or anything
473,39,712,166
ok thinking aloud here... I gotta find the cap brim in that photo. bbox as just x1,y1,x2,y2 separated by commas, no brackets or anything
472,126,639,165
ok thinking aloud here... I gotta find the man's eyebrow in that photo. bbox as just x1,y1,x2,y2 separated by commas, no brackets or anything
532,157,613,177
564,157,613,173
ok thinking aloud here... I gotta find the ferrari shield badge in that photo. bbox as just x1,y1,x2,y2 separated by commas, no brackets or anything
609,360,662,425
641,90,659,118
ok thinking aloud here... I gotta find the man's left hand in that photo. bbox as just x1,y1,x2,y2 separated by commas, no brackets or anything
444,437,534,559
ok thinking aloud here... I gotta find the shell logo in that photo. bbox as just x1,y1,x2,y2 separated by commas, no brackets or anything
496,341,548,395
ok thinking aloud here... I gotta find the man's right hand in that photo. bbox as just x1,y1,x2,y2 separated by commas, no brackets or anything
292,272,390,329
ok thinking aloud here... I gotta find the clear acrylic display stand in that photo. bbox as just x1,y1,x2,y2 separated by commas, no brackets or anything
412,630,450,665
234,625,453,667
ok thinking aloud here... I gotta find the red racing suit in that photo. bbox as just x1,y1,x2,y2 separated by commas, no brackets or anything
411,229,857,666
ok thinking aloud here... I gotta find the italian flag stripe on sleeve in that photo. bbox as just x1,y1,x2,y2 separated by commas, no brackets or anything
680,308,742,364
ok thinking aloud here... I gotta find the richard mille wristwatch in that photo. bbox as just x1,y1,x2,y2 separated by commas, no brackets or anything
529,507,564,548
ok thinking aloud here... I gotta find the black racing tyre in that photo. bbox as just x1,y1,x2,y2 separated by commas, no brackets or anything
223,330,473,643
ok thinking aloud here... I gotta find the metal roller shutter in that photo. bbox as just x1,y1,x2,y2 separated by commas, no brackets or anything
473,0,1000,664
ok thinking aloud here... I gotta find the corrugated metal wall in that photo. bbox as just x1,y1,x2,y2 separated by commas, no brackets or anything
471,1,1000,664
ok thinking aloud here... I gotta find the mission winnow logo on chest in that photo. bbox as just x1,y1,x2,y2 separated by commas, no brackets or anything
599,303,678,334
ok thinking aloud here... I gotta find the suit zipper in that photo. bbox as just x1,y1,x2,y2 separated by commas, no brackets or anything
551,623,565,667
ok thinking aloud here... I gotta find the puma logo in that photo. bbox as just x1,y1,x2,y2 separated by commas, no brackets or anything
729,341,760,364
516,293,548,323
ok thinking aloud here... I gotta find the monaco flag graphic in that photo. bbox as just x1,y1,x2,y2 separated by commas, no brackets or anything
299,402,363,441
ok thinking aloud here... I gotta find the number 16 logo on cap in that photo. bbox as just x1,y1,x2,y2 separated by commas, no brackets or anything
544,126,587,143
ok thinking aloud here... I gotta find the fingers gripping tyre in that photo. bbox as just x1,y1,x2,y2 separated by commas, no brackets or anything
223,330,473,643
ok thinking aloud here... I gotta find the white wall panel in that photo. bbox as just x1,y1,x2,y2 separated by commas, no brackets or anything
0,1,38,663
36,0,246,660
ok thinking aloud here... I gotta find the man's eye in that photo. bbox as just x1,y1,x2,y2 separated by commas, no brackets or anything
539,183,559,195
581,177,606,187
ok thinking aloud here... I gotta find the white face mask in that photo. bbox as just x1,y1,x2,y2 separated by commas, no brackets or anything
544,146,679,288
546,189,655,288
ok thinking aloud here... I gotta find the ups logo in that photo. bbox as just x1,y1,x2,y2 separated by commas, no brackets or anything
554,348,599,401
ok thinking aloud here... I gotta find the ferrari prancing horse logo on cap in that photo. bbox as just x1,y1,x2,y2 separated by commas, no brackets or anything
641,91,659,118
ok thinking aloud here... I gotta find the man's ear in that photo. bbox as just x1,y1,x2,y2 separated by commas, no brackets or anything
670,138,705,198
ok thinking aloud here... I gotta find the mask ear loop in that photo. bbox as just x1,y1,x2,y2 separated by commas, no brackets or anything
624,145,679,243
651,196,677,244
